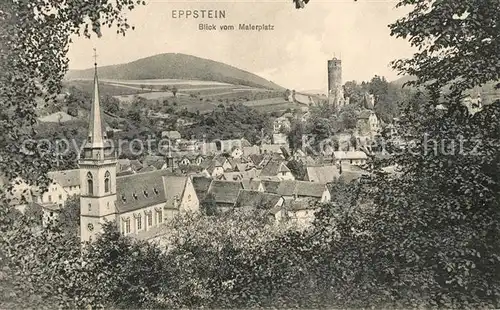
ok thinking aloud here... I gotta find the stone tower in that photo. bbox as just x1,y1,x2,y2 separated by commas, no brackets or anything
327,57,344,108
79,58,117,244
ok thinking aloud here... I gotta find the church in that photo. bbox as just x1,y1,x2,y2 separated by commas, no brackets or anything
79,62,199,243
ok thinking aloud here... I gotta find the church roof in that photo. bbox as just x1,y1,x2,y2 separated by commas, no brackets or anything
85,64,108,149
115,169,175,213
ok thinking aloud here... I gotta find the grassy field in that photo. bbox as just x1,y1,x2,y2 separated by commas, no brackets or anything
65,78,291,114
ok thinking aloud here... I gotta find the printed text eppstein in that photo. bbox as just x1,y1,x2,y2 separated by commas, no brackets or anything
171,10,226,18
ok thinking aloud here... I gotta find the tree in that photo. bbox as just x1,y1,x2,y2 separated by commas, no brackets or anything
201,193,218,216
286,159,306,180
102,95,120,114
338,104,358,130
287,120,305,155
0,0,145,187
284,89,291,101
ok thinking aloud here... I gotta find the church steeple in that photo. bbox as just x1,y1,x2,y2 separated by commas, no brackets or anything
79,49,118,245
87,48,106,148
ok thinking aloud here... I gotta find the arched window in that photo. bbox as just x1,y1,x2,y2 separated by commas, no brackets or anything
104,171,111,193
87,172,93,195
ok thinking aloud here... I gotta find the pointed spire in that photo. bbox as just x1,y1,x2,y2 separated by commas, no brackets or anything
87,48,106,148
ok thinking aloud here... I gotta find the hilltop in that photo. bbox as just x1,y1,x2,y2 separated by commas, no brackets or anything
66,53,284,90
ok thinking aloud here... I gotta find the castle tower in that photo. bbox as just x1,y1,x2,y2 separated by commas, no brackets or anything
79,52,117,243
327,57,344,108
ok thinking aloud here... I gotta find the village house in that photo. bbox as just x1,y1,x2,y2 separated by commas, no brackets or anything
276,180,331,203
259,160,295,181
206,180,243,211
284,198,320,228
333,151,368,166
357,109,380,137
305,165,340,183
47,169,81,197
234,190,285,223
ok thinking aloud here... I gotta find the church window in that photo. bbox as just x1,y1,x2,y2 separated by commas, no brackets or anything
147,212,153,227
58,194,62,200
136,214,142,230
88,203,91,212
157,209,163,224
87,172,94,195
124,219,131,234
48,195,52,202
133,193,138,200
107,202,110,209
104,171,111,193
153,188,159,195
121,194,126,202
143,190,148,197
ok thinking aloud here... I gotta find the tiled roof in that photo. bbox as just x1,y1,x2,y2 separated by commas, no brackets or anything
117,159,131,172
249,154,265,166
192,176,213,200
115,169,174,213
333,151,368,160
163,176,188,209
48,169,80,188
306,166,340,184
241,178,262,191
277,180,327,198
260,160,290,177
207,180,243,205
129,160,143,172
260,144,287,155
243,146,260,156
261,180,281,194
235,190,282,210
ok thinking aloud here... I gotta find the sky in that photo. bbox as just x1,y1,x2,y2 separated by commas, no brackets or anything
67,0,415,92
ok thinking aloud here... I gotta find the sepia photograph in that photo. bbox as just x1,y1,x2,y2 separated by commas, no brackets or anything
0,0,499,308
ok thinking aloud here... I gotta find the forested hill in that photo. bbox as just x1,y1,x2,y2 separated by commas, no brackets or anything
66,53,284,90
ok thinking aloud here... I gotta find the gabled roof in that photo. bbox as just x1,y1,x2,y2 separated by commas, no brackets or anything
192,176,213,200
333,151,368,160
47,169,80,188
207,180,243,205
241,178,262,191
129,160,143,172
243,146,260,156
163,176,188,209
260,160,290,177
306,166,340,184
249,154,265,167
235,190,282,210
117,159,131,172
277,180,327,198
